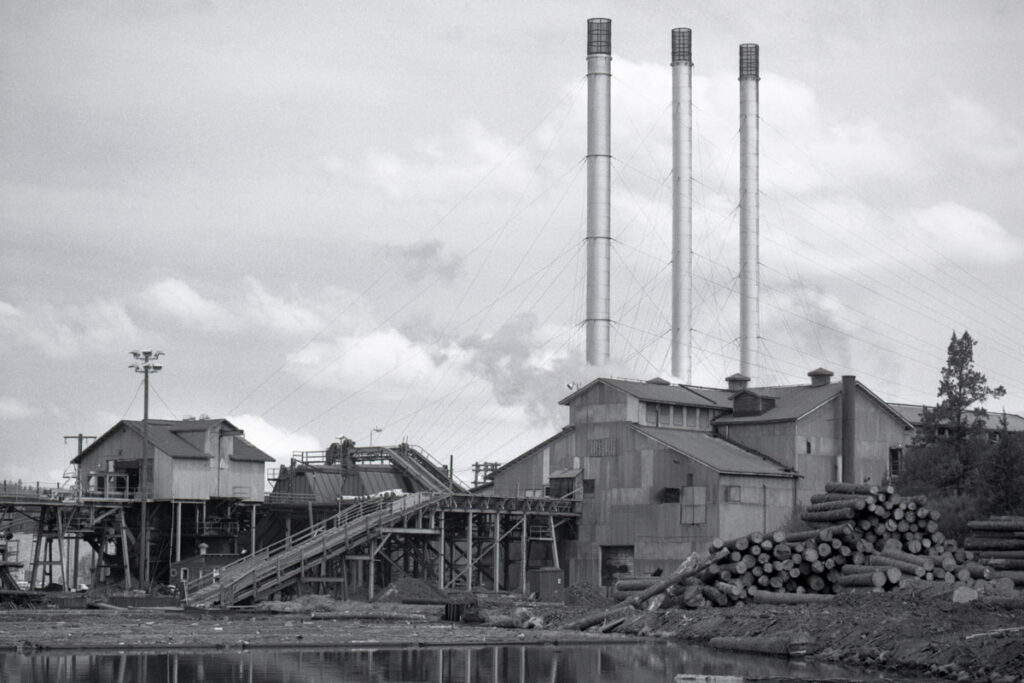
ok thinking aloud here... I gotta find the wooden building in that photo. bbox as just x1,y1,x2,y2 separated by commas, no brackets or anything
483,369,914,588
70,418,274,586
73,418,272,503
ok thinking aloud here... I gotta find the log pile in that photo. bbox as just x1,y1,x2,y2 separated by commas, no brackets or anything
612,482,1013,610
964,516,1024,586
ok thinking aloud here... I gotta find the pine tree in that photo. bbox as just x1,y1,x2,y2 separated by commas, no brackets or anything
916,331,1005,494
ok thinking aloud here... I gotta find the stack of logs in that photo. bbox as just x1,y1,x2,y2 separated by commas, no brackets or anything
612,482,1003,608
964,516,1024,586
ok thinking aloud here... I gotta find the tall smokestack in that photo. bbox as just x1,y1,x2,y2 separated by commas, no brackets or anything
671,28,693,382
738,44,760,381
586,18,612,366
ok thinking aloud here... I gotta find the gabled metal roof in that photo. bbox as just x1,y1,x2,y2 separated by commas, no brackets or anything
72,418,273,464
634,425,796,477
559,377,733,409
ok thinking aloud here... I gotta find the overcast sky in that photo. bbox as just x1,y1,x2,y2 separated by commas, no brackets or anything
2,1,1022,485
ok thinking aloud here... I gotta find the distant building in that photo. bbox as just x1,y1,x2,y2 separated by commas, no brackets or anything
482,369,914,587
888,403,1024,442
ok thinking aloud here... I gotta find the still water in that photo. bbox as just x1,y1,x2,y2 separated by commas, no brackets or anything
0,643,914,682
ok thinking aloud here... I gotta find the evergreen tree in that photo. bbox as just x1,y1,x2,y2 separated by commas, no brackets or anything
915,331,1005,494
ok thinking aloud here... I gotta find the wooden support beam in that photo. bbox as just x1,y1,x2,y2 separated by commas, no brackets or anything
380,527,440,535
549,515,560,570
521,511,528,595
438,512,445,590
493,512,501,591
467,511,473,592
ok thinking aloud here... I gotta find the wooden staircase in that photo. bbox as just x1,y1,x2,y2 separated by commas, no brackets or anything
184,491,449,607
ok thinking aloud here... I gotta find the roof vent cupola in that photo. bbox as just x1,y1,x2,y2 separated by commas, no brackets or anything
808,368,834,387
726,373,750,392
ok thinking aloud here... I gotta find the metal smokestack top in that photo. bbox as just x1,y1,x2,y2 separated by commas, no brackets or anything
586,18,612,366
671,28,693,382
738,43,760,381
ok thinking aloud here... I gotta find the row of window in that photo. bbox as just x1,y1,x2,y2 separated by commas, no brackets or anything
643,402,712,429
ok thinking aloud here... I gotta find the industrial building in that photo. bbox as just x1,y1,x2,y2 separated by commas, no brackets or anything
479,370,914,587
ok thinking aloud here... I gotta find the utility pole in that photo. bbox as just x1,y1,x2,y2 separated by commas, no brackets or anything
130,350,163,589
63,434,97,458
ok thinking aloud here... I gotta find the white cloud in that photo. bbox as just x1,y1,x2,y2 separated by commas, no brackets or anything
228,414,321,466
142,278,234,329
944,97,1024,170
0,396,36,420
911,202,1023,265
0,298,139,359
286,327,474,395
339,118,531,201
243,278,323,335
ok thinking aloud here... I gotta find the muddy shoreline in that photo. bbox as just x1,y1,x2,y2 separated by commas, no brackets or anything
1,588,1022,682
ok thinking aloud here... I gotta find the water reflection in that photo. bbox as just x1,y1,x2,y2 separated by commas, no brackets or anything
0,643,907,682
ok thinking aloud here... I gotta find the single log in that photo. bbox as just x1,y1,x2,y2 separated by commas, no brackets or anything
749,589,835,602
806,574,827,592
836,571,886,588
965,538,1024,551
878,548,934,571
979,558,1024,571
800,508,856,523
810,492,872,504
825,482,879,495
806,498,869,513
708,636,815,658
993,570,1024,587
974,550,1024,560
784,524,853,543
866,554,926,577
614,578,660,591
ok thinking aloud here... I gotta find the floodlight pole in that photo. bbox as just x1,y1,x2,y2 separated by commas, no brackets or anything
130,350,163,589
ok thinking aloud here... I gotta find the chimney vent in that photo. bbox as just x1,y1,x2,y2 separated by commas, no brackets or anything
587,18,611,55
671,28,692,65
739,44,760,80
808,368,834,387
726,373,750,392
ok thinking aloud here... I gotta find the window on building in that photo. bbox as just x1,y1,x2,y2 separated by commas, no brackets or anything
548,476,576,499
659,487,681,503
723,485,741,502
659,404,671,425
672,406,684,426
588,438,616,457
600,545,635,586
645,403,658,425
806,440,812,454
681,486,707,524
180,567,189,581
889,447,903,477
583,478,596,495
686,407,698,428
686,472,694,487
699,409,711,429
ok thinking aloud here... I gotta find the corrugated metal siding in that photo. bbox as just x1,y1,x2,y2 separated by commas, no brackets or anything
358,468,406,494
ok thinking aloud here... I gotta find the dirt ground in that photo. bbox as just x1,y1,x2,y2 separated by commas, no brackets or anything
0,586,1022,682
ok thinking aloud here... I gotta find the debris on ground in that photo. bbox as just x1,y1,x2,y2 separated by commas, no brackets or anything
372,577,450,604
